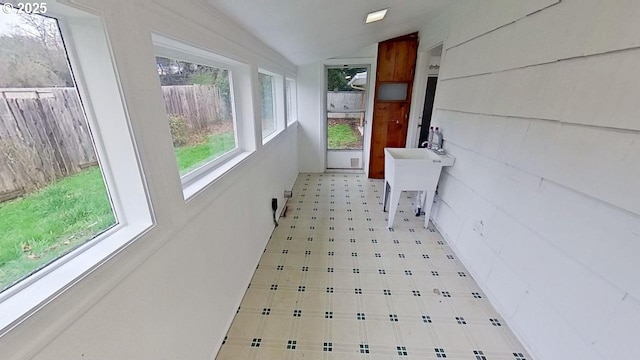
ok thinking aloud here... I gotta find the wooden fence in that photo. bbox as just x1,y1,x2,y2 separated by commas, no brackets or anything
327,91,366,113
0,85,229,201
161,85,231,129
0,88,96,200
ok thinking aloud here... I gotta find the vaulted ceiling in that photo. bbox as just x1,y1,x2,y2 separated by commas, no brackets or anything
208,0,452,65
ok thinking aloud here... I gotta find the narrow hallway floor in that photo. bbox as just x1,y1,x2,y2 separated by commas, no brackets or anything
216,173,530,360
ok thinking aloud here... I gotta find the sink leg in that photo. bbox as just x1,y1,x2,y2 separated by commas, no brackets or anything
387,188,402,229
423,190,435,228
421,189,429,209
383,181,390,212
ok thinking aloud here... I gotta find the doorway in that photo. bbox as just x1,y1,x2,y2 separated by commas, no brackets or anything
418,76,438,147
415,44,442,148
326,65,369,170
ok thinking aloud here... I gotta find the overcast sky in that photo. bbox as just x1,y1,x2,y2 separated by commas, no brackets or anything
0,10,41,36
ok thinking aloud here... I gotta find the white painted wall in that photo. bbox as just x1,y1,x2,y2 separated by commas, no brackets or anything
425,1,640,359
297,52,377,174
0,0,298,359
297,63,325,172
329,44,378,59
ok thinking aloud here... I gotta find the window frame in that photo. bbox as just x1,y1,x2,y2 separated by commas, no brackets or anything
286,77,298,126
0,3,153,333
152,34,249,190
258,68,285,143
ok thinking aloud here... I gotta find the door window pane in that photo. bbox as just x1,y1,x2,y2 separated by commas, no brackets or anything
377,83,408,101
326,68,367,150
327,112,365,150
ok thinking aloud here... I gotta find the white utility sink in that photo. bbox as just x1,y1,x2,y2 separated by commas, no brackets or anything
383,148,455,229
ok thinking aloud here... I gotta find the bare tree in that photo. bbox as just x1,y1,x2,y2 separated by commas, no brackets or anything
17,13,63,52
0,12,73,87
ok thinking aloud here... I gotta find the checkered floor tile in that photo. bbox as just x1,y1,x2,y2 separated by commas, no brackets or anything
216,173,530,360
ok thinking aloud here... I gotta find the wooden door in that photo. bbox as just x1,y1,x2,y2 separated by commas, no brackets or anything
385,103,409,147
369,103,409,178
368,33,418,179
393,40,418,81
376,41,396,82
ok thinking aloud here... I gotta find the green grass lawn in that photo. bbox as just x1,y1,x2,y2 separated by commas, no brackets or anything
0,167,115,289
328,123,360,149
175,131,236,174
0,131,235,290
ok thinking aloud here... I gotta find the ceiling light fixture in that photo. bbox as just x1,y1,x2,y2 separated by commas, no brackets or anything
365,9,388,24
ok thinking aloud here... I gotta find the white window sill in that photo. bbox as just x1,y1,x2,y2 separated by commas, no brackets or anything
182,150,254,200
0,220,153,335
262,128,285,145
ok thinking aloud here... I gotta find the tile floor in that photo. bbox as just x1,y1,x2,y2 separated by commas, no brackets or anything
216,173,530,360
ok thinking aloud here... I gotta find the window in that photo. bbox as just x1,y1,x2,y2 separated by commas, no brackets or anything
286,78,297,125
377,83,408,101
0,8,117,292
259,69,284,142
0,3,150,329
154,37,243,187
259,72,277,138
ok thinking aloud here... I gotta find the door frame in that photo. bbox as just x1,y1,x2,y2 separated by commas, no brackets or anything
322,59,377,174
418,76,438,147
407,43,443,148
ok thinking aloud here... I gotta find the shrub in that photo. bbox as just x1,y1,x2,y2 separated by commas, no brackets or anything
0,138,53,192
168,114,189,147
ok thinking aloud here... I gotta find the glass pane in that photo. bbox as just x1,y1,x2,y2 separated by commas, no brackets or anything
327,112,365,150
286,79,296,125
326,67,366,150
377,83,408,101
327,68,367,92
156,56,237,176
259,73,276,138
0,11,116,291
